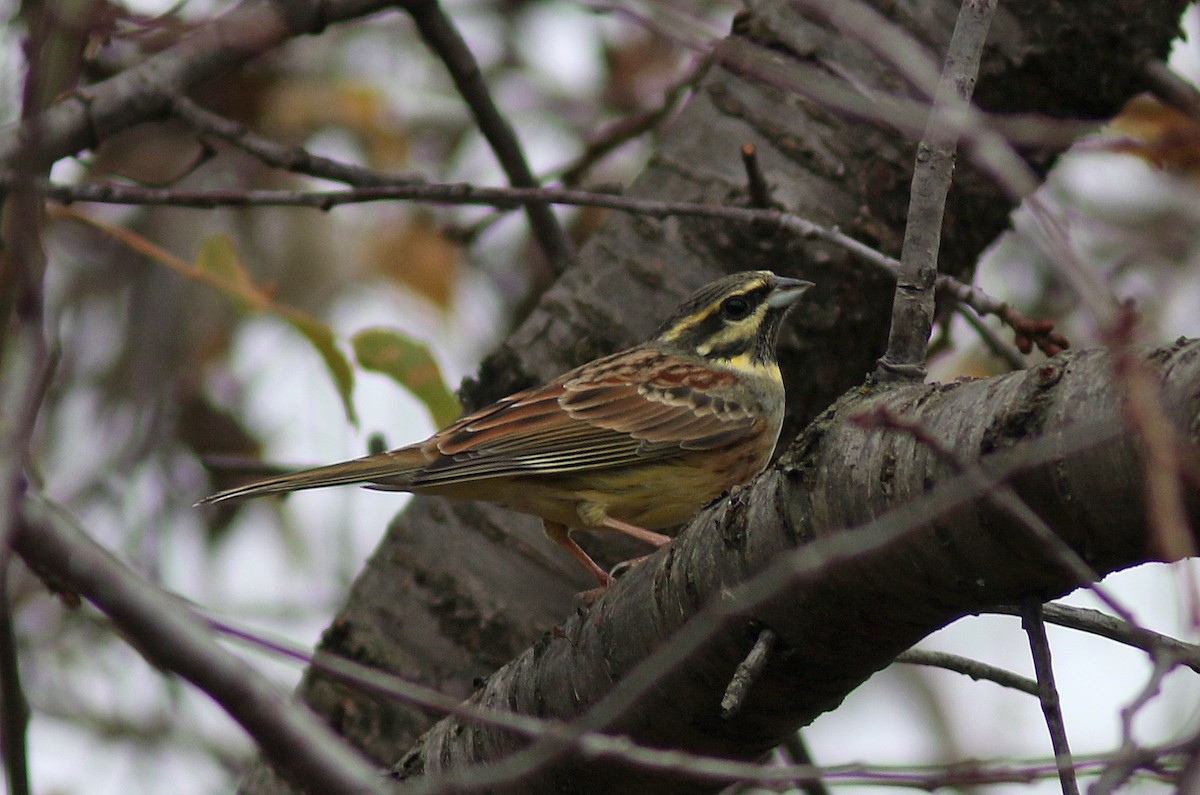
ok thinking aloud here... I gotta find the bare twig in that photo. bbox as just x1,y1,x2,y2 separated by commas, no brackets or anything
12,495,388,795
0,566,30,795
558,63,702,186
1022,600,1079,795
896,648,1038,696
1092,650,1179,793
0,0,398,170
1141,59,1200,125
739,143,775,210
405,0,572,274
207,615,1182,791
936,256,1070,356
0,172,1068,357
876,0,997,382
953,303,1026,370
170,96,425,187
0,170,899,263
211,616,827,790
720,628,776,718
779,733,830,795
737,3,1043,203
984,603,1200,673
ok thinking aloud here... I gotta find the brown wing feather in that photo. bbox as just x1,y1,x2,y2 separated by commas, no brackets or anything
404,348,757,488
200,348,761,501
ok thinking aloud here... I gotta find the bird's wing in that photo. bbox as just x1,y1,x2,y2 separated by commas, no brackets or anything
405,348,759,487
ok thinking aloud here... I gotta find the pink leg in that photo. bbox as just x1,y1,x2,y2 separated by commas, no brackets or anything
543,522,613,587
599,515,671,548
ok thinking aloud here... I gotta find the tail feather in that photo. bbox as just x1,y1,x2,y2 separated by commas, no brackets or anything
196,449,425,505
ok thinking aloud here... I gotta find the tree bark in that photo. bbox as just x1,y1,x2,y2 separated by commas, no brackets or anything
397,339,1200,794
233,0,1192,792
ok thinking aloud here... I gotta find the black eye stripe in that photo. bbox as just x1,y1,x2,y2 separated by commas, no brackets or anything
718,285,770,321
721,295,751,319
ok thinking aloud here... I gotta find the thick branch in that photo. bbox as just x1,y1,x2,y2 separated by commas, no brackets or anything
878,0,996,379
399,339,1200,793
12,498,388,795
237,1,1190,791
0,0,395,169
405,0,572,273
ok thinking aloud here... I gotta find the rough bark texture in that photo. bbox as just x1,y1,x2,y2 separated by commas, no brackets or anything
235,0,1191,792
397,339,1200,794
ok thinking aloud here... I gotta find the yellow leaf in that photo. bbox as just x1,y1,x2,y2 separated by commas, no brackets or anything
195,233,265,312
282,308,358,426
352,327,460,428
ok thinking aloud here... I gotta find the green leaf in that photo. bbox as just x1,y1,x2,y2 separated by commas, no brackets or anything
281,308,358,426
352,327,461,428
195,233,266,312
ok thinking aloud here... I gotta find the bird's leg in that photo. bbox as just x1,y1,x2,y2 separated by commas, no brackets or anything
543,521,613,587
598,516,671,548
577,502,670,547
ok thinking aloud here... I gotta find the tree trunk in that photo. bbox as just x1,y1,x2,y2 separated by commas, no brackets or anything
235,0,1192,792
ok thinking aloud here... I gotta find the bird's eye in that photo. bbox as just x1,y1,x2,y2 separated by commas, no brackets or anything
721,295,752,320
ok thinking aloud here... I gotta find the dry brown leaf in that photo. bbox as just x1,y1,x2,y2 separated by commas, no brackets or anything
365,214,460,309
1105,94,1200,177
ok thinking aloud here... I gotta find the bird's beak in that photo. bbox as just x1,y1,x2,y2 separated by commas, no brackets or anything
766,276,814,309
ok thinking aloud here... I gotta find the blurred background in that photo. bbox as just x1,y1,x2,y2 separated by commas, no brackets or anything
3,1,1200,792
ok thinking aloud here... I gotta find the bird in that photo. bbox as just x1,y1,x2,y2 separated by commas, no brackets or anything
199,270,813,586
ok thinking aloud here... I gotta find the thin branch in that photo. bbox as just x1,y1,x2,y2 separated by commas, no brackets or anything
405,0,572,274
0,331,57,563
209,614,1182,792
170,95,425,188
779,733,830,795
936,278,1070,355
0,564,30,795
0,0,399,170
11,164,1075,366
211,617,835,790
720,628,777,718
1141,59,1200,125
1022,600,1080,795
984,603,1200,674
953,303,1026,370
896,648,1038,696
11,495,388,795
877,0,997,382
0,170,897,261
1093,649,1179,793
0,172,866,279
739,143,775,210
723,7,1042,203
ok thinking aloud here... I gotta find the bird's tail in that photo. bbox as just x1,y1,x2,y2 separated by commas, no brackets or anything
195,448,426,505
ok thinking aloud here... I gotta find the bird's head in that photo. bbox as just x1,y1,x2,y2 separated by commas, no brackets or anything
653,270,813,372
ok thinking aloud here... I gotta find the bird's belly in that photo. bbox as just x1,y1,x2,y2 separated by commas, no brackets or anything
441,449,771,531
